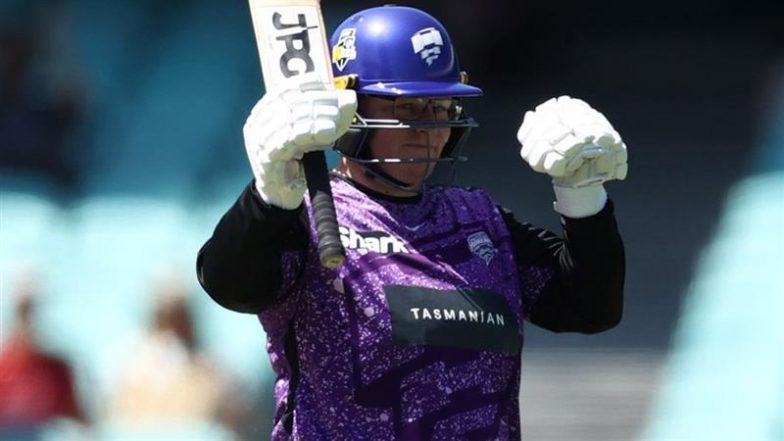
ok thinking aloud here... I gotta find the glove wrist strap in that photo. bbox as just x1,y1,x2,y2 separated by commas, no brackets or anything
552,183,607,218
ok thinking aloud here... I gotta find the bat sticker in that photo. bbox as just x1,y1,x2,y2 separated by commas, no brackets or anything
272,12,317,77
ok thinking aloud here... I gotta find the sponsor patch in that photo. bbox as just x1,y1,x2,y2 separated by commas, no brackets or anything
340,226,409,254
384,285,521,353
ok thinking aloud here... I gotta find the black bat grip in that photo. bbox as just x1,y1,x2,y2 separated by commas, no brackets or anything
302,150,345,269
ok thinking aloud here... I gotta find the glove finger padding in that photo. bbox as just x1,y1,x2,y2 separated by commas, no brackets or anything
611,141,629,180
255,160,307,210
288,89,355,149
556,143,628,188
243,73,358,209
517,95,628,186
615,162,629,181
527,139,556,173
543,151,567,177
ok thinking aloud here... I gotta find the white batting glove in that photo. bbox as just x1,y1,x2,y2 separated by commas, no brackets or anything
517,96,628,217
243,73,357,209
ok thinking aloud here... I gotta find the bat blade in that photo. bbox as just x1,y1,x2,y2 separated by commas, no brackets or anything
248,1,333,88
248,0,345,269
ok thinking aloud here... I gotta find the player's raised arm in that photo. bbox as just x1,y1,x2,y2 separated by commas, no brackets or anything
196,74,355,314
512,96,628,332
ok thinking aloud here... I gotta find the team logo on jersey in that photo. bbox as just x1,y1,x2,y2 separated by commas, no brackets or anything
332,28,357,72
339,226,409,254
467,231,495,265
411,27,443,66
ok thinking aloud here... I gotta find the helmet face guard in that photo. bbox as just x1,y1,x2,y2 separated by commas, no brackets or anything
334,107,478,165
329,6,482,189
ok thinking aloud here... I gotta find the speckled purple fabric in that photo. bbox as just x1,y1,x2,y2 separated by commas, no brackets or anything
258,177,553,440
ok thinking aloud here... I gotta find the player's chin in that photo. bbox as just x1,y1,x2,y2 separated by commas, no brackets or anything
393,164,434,185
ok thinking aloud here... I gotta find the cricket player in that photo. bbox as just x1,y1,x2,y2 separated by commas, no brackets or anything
197,5,627,440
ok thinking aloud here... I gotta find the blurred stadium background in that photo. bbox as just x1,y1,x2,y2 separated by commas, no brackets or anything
1,0,781,440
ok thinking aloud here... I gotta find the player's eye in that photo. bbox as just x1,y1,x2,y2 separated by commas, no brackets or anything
433,104,450,114
433,100,459,120
397,103,420,112
394,102,424,119
388,98,460,120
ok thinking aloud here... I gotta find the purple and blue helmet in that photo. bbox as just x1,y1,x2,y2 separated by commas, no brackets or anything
330,5,482,98
330,5,482,186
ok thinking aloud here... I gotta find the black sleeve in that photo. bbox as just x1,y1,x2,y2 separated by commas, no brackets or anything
501,200,625,334
196,182,310,314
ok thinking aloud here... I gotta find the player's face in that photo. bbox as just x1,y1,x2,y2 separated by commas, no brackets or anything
360,95,454,186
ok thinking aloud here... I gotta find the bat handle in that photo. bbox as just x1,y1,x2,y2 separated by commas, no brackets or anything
302,150,345,269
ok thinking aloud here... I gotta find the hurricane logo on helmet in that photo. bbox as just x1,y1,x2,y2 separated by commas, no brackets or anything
411,27,443,66
332,28,357,72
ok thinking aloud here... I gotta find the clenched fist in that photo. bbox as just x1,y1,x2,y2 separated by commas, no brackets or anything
517,96,628,217
517,96,627,188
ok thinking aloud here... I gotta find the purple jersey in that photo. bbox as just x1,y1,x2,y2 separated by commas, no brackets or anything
259,177,551,440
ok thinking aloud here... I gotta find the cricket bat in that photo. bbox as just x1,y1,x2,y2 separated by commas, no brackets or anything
247,0,345,269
